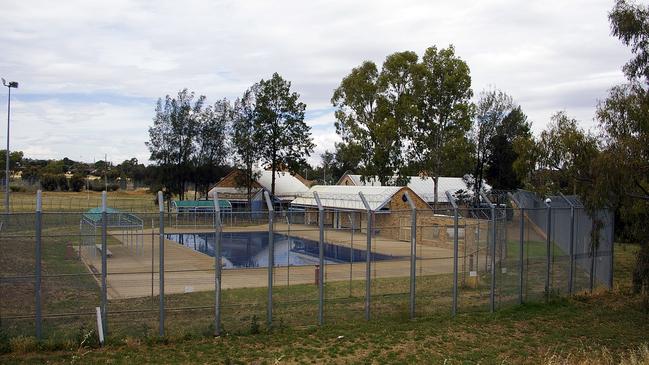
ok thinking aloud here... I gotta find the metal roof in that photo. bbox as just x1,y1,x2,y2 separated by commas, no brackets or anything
173,200,232,209
291,185,416,211
208,170,308,202
82,207,143,227
256,170,310,199
83,207,122,223
338,174,488,203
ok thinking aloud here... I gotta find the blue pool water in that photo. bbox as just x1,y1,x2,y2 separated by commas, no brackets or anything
166,232,398,269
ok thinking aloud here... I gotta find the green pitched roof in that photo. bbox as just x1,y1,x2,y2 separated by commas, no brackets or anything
173,200,231,209
83,207,122,223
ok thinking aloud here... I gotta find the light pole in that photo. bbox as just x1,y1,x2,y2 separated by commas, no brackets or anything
2,78,18,214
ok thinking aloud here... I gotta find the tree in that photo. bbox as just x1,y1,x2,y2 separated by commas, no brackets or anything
147,89,205,200
609,0,649,81
0,150,23,172
333,142,362,174
471,89,515,196
602,0,649,293
70,174,85,192
232,88,261,205
535,111,599,195
193,98,231,198
253,73,314,196
320,150,335,184
332,60,404,186
512,134,541,190
408,45,473,205
485,106,531,189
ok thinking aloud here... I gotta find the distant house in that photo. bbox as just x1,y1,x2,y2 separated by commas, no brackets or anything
208,169,310,210
336,173,489,206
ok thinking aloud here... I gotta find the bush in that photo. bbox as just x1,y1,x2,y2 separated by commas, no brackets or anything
39,174,73,191
70,174,85,192
57,174,69,191
9,185,26,193
89,181,119,192
40,174,59,191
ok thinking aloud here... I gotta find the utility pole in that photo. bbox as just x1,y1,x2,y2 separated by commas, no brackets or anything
2,78,18,214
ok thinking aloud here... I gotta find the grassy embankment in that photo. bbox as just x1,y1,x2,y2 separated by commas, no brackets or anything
0,212,645,364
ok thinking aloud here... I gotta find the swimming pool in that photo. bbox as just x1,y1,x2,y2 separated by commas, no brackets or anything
166,232,398,269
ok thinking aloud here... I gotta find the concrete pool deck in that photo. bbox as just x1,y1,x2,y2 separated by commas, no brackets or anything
82,224,455,299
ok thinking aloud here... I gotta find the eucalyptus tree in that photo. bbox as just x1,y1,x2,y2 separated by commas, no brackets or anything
232,88,261,205
253,73,314,196
594,0,649,293
333,61,387,185
472,90,513,193
486,106,532,189
147,89,205,200
332,52,418,186
193,98,232,197
408,45,473,205
536,111,598,195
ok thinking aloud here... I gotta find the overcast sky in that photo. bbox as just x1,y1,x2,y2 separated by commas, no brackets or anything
0,0,631,166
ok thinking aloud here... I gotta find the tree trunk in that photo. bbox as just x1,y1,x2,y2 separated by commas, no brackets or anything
433,176,439,210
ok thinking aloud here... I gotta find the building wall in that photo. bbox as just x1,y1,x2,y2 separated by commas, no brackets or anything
338,175,356,186
297,186,489,254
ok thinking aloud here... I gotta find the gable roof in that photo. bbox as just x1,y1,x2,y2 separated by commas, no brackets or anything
290,185,425,212
209,169,309,202
336,174,488,203
256,170,310,198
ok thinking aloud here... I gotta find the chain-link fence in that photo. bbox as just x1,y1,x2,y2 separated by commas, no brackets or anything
0,189,614,344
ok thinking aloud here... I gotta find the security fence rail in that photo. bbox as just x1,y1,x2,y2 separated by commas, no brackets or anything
0,189,614,343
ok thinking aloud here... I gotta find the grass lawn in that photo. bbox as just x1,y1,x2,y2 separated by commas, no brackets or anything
0,190,158,212
0,234,645,364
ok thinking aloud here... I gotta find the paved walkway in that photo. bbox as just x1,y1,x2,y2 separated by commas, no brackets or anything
81,225,454,299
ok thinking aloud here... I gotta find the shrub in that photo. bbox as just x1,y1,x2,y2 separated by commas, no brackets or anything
70,174,85,192
89,181,119,192
9,185,26,193
9,336,38,353
249,315,260,334
40,174,59,191
57,174,69,191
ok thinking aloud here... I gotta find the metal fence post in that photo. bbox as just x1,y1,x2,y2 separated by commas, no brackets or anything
481,192,496,313
508,193,525,305
101,191,108,335
544,199,552,300
358,192,372,321
158,191,165,337
212,192,222,336
313,192,324,326
404,192,417,319
445,191,459,317
263,191,274,328
35,190,42,340
589,208,595,293
518,205,525,304
609,214,615,290
560,194,575,295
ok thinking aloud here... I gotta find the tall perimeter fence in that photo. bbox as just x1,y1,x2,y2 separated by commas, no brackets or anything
0,189,614,343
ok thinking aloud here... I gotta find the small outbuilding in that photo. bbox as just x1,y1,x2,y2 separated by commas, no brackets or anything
290,185,431,240
208,169,310,210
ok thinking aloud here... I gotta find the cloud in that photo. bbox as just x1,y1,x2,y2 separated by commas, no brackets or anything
0,0,632,166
